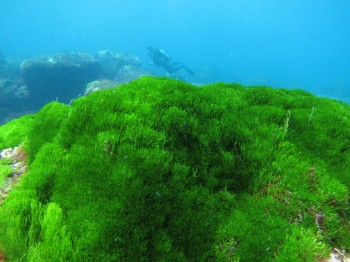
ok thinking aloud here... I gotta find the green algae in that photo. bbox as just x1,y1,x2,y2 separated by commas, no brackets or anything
0,165,12,187
0,76,349,261
0,114,34,150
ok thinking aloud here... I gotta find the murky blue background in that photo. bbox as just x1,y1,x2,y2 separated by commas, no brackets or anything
1,0,349,100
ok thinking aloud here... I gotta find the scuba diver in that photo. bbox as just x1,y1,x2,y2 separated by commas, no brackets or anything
146,47,194,76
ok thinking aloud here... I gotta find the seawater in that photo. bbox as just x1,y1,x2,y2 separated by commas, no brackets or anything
0,0,349,101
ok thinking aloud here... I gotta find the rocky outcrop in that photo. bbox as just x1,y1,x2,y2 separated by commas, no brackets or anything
84,50,151,95
0,51,151,124
20,53,103,107
0,80,28,106
0,79,29,125
96,50,141,79
84,79,117,96
84,66,151,96
0,57,21,80
114,65,150,84
0,55,30,125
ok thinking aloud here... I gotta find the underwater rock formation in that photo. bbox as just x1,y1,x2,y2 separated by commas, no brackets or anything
84,66,151,96
0,76,349,261
0,80,28,104
114,65,151,84
0,80,29,125
96,50,141,79
0,57,21,81
84,51,151,95
0,51,150,125
0,56,26,119
84,79,117,96
20,53,103,107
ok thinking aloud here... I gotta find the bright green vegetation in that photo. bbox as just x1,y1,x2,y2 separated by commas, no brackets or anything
0,114,34,149
0,163,12,187
0,76,349,261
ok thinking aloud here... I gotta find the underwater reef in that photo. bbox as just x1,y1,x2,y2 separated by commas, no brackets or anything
0,50,149,125
0,76,349,261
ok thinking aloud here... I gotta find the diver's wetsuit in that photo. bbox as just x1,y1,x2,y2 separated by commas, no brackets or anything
147,47,194,76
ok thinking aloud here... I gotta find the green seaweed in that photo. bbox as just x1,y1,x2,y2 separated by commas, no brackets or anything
0,76,349,261
0,114,34,150
0,165,12,187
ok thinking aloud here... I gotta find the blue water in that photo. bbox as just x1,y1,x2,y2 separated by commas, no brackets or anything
1,0,350,100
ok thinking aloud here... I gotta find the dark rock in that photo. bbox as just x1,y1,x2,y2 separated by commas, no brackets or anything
0,79,16,97
0,79,28,109
20,53,103,107
0,78,30,124
0,54,30,124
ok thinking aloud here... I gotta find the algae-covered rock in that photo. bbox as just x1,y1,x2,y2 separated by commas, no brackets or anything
0,76,349,261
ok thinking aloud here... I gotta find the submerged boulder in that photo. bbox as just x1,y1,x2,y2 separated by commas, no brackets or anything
96,50,141,79
0,79,28,98
0,79,28,111
20,53,103,107
0,56,21,80
114,65,151,84
0,55,30,124
84,79,117,96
